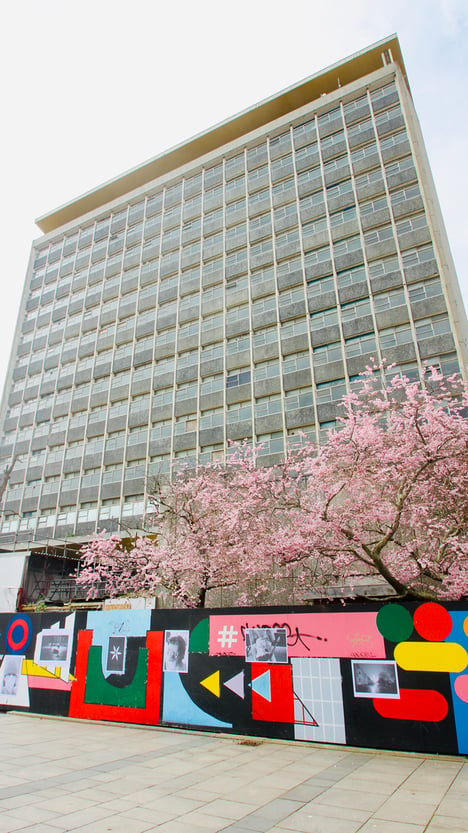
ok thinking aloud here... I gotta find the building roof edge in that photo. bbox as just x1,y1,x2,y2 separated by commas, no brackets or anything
35,35,405,234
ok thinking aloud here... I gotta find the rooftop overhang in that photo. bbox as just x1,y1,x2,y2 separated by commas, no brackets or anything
36,35,406,235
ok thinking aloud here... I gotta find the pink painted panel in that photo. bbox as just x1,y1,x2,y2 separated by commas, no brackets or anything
209,612,385,659
27,675,73,691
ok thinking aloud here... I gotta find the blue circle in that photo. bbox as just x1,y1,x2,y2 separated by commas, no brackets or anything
5,614,33,654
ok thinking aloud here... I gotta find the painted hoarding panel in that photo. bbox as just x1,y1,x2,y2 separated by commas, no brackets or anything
0,601,467,756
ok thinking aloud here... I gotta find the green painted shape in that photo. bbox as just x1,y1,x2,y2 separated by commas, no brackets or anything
84,645,148,707
377,604,413,643
189,618,209,653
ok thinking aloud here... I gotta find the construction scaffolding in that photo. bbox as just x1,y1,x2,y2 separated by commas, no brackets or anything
18,541,88,607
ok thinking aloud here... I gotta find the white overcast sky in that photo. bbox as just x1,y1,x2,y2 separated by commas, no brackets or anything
0,0,467,395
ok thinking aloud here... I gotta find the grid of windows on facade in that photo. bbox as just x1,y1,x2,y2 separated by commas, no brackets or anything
0,74,461,543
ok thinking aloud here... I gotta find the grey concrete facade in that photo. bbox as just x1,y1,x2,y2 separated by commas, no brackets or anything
0,35,467,549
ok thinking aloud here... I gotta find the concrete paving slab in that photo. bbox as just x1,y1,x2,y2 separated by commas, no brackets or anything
37,805,115,830
357,822,425,833
373,797,440,826
313,786,385,813
269,815,364,832
425,815,468,832
287,801,371,823
62,817,153,833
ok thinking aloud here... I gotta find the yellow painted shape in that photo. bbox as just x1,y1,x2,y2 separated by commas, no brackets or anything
394,642,468,673
200,670,221,698
22,660,75,682
22,660,57,678
463,616,468,637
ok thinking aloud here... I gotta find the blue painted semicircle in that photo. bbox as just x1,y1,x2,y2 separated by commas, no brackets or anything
162,672,232,729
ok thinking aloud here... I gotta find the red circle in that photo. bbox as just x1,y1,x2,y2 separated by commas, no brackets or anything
413,603,453,641
6,618,30,651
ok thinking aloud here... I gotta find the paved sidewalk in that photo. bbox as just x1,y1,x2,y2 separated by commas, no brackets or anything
0,713,467,833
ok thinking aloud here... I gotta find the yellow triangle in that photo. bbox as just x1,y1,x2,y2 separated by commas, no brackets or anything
22,659,57,679
200,670,221,697
22,659,76,682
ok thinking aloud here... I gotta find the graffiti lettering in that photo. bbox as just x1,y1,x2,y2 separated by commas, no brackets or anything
347,633,373,648
240,622,327,652
350,651,378,658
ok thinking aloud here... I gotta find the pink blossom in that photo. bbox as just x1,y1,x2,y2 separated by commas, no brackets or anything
78,366,468,605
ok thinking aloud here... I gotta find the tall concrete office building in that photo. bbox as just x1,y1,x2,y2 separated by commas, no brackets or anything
0,35,467,565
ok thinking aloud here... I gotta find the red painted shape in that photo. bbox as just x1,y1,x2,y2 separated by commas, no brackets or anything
373,688,449,722
413,603,452,641
6,618,30,651
251,663,295,723
69,630,163,725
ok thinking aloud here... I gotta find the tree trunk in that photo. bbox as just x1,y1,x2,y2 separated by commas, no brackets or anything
0,456,17,507
196,586,207,608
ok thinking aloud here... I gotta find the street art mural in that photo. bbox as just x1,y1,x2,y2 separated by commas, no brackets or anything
1,601,468,755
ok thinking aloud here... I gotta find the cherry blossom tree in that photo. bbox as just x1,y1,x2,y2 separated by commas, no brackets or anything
78,367,468,606
262,367,468,601
77,449,275,607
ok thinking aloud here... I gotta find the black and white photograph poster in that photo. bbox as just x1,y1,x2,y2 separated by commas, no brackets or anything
39,633,70,663
352,660,400,698
34,628,73,674
245,628,288,663
163,630,189,673
0,654,29,707
0,655,22,697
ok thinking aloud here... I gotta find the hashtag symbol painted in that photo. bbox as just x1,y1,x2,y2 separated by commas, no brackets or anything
217,625,238,649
